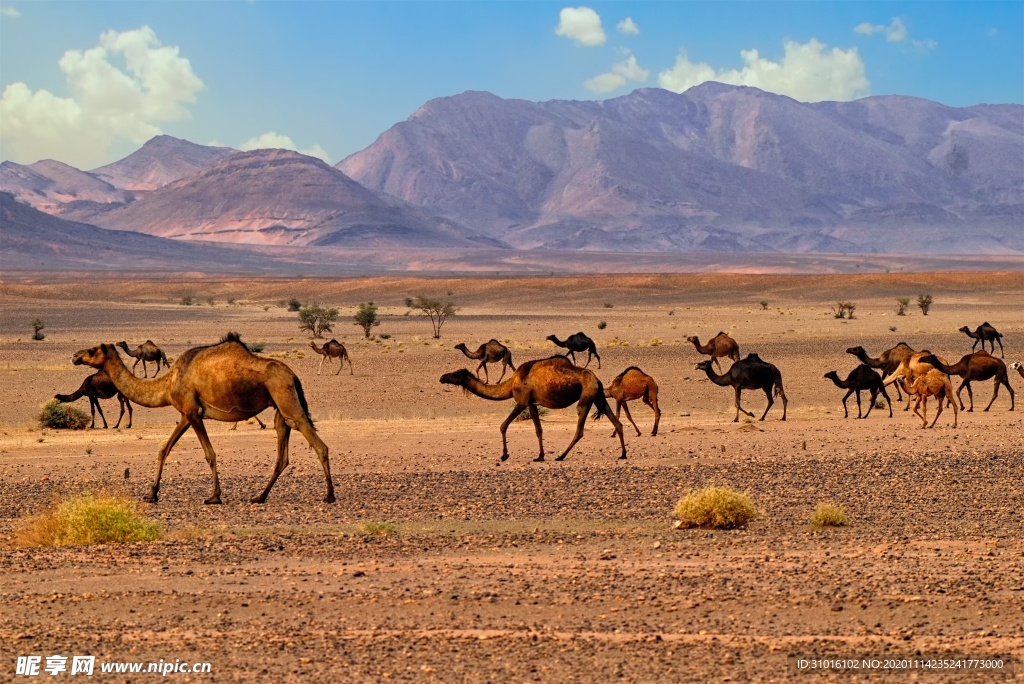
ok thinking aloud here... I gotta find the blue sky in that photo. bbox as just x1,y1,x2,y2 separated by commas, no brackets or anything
1,1,1020,169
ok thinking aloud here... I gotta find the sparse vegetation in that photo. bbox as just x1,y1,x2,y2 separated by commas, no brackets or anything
604,302,614,308
809,502,847,527
674,486,757,530
354,302,381,338
889,326,898,332
246,341,267,353
31,318,45,340
405,296,457,339
759,300,769,310
180,295,194,306
361,521,397,537
379,333,392,340
832,301,856,319
298,304,339,339
207,298,215,306
39,400,90,430
917,294,933,316
895,297,910,316
512,400,550,422
16,493,163,547
597,321,608,330
287,298,302,312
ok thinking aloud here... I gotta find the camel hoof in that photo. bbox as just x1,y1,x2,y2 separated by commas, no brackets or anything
142,495,158,504
500,454,510,462
553,456,566,462
203,497,222,505
534,455,546,462
324,493,336,504
249,496,266,504
619,454,627,460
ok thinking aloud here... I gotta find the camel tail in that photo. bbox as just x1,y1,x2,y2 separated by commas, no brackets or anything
294,376,315,427
773,370,785,399
591,381,612,421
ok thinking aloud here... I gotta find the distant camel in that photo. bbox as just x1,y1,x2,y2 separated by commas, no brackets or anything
54,371,133,429
918,351,1014,412
959,323,1004,357
546,332,601,369
906,369,958,429
1011,361,1024,381
117,340,170,378
73,333,334,504
230,414,267,431
454,339,515,384
846,343,915,403
823,365,892,419
605,366,661,436
440,355,625,462
309,339,352,375
695,353,787,422
686,332,740,371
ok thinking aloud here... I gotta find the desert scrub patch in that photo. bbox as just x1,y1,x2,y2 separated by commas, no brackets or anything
361,521,397,537
246,341,267,353
511,400,549,422
16,493,163,547
673,486,757,530
809,502,847,527
39,400,90,429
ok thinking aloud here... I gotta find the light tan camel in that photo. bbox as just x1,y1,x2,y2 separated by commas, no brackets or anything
54,371,132,429
846,343,915,403
882,350,950,409
73,333,334,504
309,339,353,375
116,340,170,378
440,355,625,462
605,366,661,436
454,340,515,384
919,351,1014,412
1011,361,1024,380
906,369,958,429
686,332,740,371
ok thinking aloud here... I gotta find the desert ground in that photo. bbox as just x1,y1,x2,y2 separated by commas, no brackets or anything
1,271,1022,682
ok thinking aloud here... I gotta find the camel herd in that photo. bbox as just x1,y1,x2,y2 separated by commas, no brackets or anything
51,322,1015,504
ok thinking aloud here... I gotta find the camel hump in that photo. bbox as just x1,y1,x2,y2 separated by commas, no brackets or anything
145,339,156,345
744,353,764,363
220,332,244,344
716,331,727,336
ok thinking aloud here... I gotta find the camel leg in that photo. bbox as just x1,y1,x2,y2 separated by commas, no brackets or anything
478,360,489,384
996,337,1004,358
880,384,893,418
841,389,853,418
758,387,774,421
347,353,354,376
144,416,192,503
929,395,945,429
281,404,334,503
318,355,326,375
958,378,973,412
913,397,927,428
252,411,291,504
255,414,267,429
854,389,864,419
778,387,788,421
142,360,149,379
620,401,642,437
733,387,754,421
528,404,545,462
188,418,223,504
496,363,508,384
713,356,723,373
591,351,601,370
862,389,875,420
645,388,661,436
610,398,623,437
499,403,526,462
152,361,161,378
555,401,593,461
112,396,127,429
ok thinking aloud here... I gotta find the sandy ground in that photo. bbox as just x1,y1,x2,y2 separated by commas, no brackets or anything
1,272,1023,682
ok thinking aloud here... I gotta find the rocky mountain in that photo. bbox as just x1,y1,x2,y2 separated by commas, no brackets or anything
0,159,134,214
337,84,1024,254
63,149,502,249
89,135,237,191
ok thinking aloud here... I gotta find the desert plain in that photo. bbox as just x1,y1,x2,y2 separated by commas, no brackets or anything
0,271,1022,682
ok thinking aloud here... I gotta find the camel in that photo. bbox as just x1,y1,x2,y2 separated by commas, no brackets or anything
454,339,515,384
918,351,1014,412
882,350,952,410
959,323,1004,357
546,332,601,369
230,414,267,430
823,365,892,419
72,333,334,505
686,332,740,372
54,371,133,429
116,340,170,378
905,369,958,429
605,366,661,436
846,343,915,402
1011,361,1024,380
309,339,353,375
695,353,787,422
439,355,625,462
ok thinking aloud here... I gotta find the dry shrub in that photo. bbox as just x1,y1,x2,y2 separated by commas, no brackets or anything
674,486,757,529
16,493,163,547
39,400,90,429
810,502,847,527
361,521,397,537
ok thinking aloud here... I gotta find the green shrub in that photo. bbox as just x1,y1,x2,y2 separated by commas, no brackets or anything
361,521,397,537
673,486,757,529
354,302,381,338
917,294,933,316
810,502,847,527
895,298,910,316
16,493,163,547
40,400,90,429
246,341,266,353
759,300,769,310
180,295,194,306
597,321,607,330
287,298,302,312
31,318,45,340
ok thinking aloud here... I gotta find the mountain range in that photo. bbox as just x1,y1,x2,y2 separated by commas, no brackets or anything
2,83,1022,270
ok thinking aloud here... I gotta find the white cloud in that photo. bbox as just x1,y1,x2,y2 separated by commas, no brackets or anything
854,17,935,51
886,18,907,42
1,6,21,18
239,132,331,164
617,17,639,35
585,50,649,93
658,39,870,102
555,6,605,47
0,25,203,168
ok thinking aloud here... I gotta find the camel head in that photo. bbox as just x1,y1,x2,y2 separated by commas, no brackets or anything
845,346,866,357
545,335,559,344
694,360,714,373
73,344,118,368
453,343,468,352
685,336,698,344
823,371,839,381
958,326,970,334
439,369,474,387
116,341,130,350
1009,362,1022,371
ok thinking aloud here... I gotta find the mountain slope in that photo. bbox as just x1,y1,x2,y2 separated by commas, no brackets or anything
89,135,238,191
0,160,134,213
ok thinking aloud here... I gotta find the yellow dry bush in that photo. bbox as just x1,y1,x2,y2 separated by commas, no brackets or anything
809,502,847,527
361,521,397,537
39,400,90,429
673,486,757,530
16,493,163,547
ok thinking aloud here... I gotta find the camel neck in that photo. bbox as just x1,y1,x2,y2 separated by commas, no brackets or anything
825,375,846,389
700,367,732,386
463,376,515,401
104,352,172,408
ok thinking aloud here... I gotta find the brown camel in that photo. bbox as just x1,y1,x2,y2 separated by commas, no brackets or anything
116,340,170,378
823,364,892,419
546,332,601,369
1011,362,1024,380
230,414,267,430
695,353,788,422
73,333,334,505
906,369,958,429
959,322,1004,357
439,355,625,462
686,332,740,371
54,371,133,429
309,339,353,375
846,343,915,402
605,367,661,437
454,339,516,384
918,351,1014,412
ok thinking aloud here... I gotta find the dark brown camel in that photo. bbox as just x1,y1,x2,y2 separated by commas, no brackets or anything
439,355,625,462
546,332,601,369
116,340,170,378
454,339,515,384
73,333,334,505
846,343,915,403
918,351,1014,412
605,366,661,436
823,365,892,419
959,323,1004,357
686,332,740,371
309,339,353,375
54,371,133,429
695,353,787,422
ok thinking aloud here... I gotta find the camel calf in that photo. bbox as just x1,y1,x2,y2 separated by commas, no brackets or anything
906,369,958,429
605,366,661,436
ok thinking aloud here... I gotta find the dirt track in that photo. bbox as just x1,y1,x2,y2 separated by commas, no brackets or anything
1,272,1022,682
